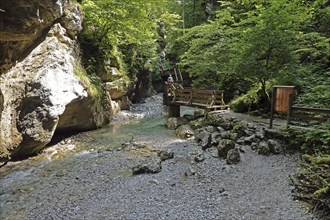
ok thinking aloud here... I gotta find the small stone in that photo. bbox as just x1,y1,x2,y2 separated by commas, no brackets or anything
157,150,174,161
166,117,188,130
149,179,159,185
211,132,221,146
194,153,205,163
267,139,283,154
175,125,194,139
194,109,205,118
226,148,240,165
217,139,236,159
132,158,162,175
251,142,258,150
257,141,271,155
244,134,256,144
219,187,226,193
184,167,196,176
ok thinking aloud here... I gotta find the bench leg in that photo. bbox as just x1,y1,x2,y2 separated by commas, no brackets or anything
169,105,180,117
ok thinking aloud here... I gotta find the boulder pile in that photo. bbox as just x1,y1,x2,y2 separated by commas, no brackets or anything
166,110,286,165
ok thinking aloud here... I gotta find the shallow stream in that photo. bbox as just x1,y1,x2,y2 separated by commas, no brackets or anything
0,94,180,219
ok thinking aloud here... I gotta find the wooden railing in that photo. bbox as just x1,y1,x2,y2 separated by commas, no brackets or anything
170,88,228,110
287,106,330,126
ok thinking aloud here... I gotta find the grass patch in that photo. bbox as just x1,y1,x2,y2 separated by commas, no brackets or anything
73,64,102,101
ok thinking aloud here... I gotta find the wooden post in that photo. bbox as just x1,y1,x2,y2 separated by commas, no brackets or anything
163,84,168,105
169,105,180,117
286,93,293,128
269,86,277,129
174,68,178,81
178,67,183,82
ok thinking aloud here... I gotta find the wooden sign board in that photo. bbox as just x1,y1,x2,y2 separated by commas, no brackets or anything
275,86,295,113
269,85,295,128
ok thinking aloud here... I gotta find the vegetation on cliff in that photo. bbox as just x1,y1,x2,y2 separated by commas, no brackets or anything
79,0,179,101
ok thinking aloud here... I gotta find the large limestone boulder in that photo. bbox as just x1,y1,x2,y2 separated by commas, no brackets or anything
166,117,189,130
0,0,82,74
175,125,194,139
217,139,236,159
100,67,122,82
104,78,129,100
0,2,105,161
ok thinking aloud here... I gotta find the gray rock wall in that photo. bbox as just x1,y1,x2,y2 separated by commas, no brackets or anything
0,0,107,162
0,0,81,74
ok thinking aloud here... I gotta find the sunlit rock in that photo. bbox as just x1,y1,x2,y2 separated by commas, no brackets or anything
0,0,80,74
175,125,194,139
0,1,106,161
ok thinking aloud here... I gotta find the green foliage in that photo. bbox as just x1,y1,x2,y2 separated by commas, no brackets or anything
285,122,330,217
80,0,156,76
292,155,330,218
232,0,308,101
173,0,329,112
82,0,157,45
284,123,330,155
230,87,260,113
73,64,102,101
229,82,272,112
80,0,181,88
172,0,208,28
295,77,330,109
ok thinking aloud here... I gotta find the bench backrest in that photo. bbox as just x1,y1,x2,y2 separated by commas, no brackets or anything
190,89,214,105
174,89,192,102
173,88,226,108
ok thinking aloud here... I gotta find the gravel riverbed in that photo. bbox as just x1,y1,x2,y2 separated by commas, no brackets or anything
0,95,317,220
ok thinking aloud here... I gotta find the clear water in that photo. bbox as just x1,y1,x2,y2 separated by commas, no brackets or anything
0,95,197,219
0,115,170,217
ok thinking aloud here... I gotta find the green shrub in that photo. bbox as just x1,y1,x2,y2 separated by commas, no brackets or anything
284,122,330,155
284,123,330,217
74,65,102,101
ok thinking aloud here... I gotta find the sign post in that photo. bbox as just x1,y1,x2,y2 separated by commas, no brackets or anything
269,86,295,128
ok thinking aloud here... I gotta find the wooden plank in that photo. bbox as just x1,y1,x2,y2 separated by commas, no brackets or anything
175,89,189,92
191,90,213,94
290,115,329,122
190,102,210,107
173,101,189,105
275,87,294,113
286,93,294,127
176,94,191,98
292,106,330,114
191,97,212,101
191,100,210,104
207,105,228,110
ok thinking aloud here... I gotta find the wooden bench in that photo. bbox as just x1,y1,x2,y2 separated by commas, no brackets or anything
171,89,228,110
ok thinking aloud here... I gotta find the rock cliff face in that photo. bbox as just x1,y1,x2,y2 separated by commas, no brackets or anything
0,0,83,74
0,0,109,162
